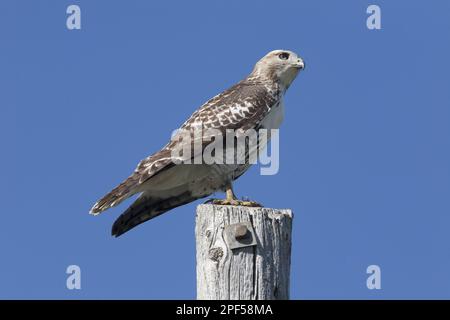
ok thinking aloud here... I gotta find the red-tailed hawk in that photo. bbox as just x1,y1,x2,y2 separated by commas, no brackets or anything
90,50,305,237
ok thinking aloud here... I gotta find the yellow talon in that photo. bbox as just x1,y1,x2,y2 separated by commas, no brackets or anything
206,185,262,207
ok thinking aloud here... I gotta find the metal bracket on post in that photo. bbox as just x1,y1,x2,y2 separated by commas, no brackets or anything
223,221,257,250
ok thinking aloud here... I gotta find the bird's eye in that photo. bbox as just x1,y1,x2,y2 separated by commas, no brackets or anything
278,52,290,60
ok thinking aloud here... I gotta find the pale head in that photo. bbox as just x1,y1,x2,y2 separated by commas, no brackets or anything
251,50,305,89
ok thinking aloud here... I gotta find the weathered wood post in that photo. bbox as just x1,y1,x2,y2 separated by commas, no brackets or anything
195,204,293,300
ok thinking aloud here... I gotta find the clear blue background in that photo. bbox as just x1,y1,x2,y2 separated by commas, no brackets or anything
1,0,449,299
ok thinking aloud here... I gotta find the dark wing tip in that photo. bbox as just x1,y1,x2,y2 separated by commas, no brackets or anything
111,219,125,237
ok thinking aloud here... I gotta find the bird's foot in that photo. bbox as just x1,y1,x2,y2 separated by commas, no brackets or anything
205,198,263,207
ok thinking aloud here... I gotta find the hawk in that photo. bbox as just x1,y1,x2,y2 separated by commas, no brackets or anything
90,50,305,237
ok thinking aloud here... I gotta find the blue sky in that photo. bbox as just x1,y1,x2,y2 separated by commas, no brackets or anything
1,0,450,299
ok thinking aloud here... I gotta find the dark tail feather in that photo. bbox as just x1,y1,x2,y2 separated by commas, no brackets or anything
90,175,139,215
111,191,200,237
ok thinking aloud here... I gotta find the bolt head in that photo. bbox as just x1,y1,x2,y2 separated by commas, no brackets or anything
235,224,248,240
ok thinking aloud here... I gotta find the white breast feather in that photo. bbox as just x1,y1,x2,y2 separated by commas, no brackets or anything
260,99,285,130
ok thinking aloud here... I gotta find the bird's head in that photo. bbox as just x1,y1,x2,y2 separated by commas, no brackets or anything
251,50,305,90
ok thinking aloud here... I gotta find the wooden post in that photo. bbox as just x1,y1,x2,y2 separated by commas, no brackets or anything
195,204,293,300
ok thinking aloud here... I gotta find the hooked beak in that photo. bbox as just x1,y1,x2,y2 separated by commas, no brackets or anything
294,58,305,70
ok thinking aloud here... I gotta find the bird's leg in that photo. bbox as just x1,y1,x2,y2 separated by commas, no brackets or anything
226,186,237,202
206,184,262,207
